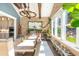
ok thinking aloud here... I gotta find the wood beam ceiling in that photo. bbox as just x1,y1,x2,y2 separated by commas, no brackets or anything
23,3,27,8
13,3,22,9
13,3,27,9
38,3,41,19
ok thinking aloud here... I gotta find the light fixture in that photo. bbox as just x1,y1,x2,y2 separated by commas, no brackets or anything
14,3,37,19
20,10,36,19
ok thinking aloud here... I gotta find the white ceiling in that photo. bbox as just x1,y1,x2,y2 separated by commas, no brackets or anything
41,3,54,17
12,3,54,17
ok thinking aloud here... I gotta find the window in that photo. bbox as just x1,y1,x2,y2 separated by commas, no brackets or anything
66,13,76,43
53,20,55,35
57,17,61,37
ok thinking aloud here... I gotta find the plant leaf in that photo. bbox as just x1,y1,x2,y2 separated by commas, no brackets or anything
63,3,76,12
75,4,79,10
70,9,79,19
70,19,79,27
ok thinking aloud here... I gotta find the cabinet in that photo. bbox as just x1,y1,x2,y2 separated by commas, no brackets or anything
0,38,14,56
9,18,14,27
0,17,9,29
0,16,14,39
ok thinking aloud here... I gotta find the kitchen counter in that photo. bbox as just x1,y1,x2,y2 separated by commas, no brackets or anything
0,29,9,39
0,38,15,56
0,29,9,33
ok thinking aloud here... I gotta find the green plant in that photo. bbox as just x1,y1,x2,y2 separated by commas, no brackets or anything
57,27,61,37
67,36,76,43
48,17,51,24
63,3,79,28
70,19,79,27
47,28,51,37
63,3,77,12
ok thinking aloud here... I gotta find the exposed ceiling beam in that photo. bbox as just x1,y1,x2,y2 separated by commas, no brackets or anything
38,3,41,19
11,3,21,17
23,3,27,8
13,3,21,9
13,3,23,9
19,3,22,9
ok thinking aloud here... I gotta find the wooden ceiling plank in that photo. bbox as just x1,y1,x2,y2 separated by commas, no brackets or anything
23,3,27,8
19,3,22,9
38,3,41,19
13,3,21,9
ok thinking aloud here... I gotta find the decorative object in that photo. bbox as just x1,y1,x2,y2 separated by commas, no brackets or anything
70,19,79,27
28,21,42,30
28,21,42,33
14,3,37,19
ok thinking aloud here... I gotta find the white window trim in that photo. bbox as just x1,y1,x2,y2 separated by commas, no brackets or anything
76,27,79,47
55,17,58,36
61,10,68,41
51,8,63,38
51,19,53,36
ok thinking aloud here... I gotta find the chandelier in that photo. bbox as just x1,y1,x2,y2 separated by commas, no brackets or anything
14,3,37,19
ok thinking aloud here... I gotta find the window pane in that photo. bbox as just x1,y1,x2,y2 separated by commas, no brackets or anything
53,20,55,35
57,18,61,37
66,13,76,43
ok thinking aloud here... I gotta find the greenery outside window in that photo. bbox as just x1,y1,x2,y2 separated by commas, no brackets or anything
66,13,76,43
57,18,61,37
53,20,55,35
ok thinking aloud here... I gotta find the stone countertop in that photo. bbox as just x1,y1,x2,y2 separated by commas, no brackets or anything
0,29,9,33
0,38,13,42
